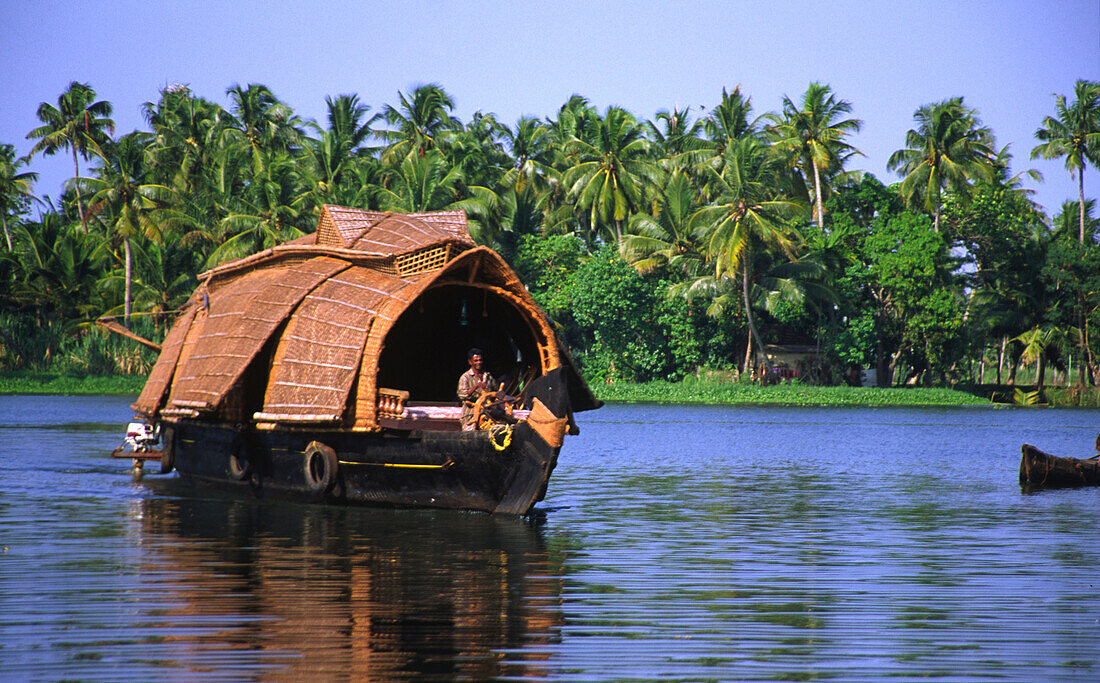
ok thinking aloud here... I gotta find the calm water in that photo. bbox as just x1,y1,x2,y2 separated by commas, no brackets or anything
1,396,1098,681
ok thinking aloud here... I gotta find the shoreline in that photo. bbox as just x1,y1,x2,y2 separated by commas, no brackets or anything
7,371,1097,408
592,378,992,407
0,372,147,396
594,378,1100,408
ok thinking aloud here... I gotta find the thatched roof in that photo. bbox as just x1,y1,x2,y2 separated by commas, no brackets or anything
314,206,471,251
134,206,593,429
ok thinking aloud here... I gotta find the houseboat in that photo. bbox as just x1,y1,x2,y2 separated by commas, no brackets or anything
114,206,601,515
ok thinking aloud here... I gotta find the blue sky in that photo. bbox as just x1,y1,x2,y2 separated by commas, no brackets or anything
1,0,1097,219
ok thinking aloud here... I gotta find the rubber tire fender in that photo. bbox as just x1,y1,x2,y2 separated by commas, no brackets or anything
228,433,252,481
303,441,338,494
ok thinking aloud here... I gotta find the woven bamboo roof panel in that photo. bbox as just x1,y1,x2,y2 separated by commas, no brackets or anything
407,211,471,240
132,303,198,416
316,205,473,253
259,266,419,422
167,257,351,412
352,246,561,428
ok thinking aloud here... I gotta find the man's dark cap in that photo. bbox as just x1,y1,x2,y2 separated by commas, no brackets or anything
467,347,484,360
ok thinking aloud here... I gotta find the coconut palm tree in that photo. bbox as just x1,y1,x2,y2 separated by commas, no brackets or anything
6,209,106,322
377,84,461,166
223,83,304,172
302,93,378,204
321,93,376,156
1013,325,1067,389
0,143,38,250
766,82,863,228
142,84,229,196
621,169,707,276
80,132,177,325
694,137,804,374
1032,79,1100,244
547,95,600,152
98,237,196,327
26,81,115,231
444,111,510,188
1051,199,1098,243
887,97,996,231
645,106,706,166
563,106,662,243
377,148,464,212
376,149,500,244
500,115,558,194
703,87,758,155
209,154,309,267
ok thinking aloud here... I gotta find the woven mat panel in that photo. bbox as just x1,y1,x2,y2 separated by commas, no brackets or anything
206,252,322,294
319,205,388,248
165,303,210,406
407,211,470,240
354,215,439,252
353,275,429,428
314,208,342,247
260,267,412,421
168,257,351,413
132,303,198,417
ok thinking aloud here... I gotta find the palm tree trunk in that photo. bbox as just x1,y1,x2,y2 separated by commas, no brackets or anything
1084,317,1099,387
741,260,773,379
2,215,11,251
1077,298,1089,386
997,335,1006,384
124,237,132,327
1079,167,1086,244
742,331,753,376
813,162,824,229
888,349,904,387
72,146,87,233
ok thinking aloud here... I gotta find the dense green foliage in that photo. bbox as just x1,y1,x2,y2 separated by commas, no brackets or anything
2,79,1099,399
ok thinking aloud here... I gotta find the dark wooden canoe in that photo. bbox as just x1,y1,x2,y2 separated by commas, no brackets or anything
1019,443,1100,490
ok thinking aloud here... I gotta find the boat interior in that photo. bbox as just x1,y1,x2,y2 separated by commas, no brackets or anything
372,283,548,431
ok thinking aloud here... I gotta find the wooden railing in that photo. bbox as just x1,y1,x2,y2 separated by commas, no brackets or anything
377,388,410,418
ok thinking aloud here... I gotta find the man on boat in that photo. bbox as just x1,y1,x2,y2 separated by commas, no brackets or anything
458,348,498,430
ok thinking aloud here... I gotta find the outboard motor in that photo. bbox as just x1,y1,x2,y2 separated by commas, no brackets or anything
124,422,160,453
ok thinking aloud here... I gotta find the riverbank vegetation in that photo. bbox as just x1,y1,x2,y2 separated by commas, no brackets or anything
596,375,991,407
7,369,1096,408
0,371,146,395
2,80,1099,401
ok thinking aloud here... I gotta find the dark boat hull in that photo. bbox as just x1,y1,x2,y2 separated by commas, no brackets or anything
1019,444,1100,490
166,420,559,515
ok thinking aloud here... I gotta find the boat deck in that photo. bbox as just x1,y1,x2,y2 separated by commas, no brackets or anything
377,402,530,431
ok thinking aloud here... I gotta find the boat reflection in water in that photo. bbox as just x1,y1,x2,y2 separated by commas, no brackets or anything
135,481,564,679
